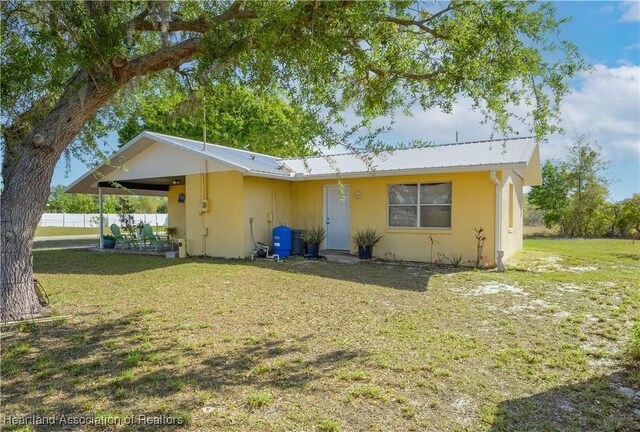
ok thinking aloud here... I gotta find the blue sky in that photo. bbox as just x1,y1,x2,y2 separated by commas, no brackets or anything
51,1,640,200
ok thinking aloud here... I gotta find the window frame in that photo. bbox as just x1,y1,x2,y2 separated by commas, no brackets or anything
387,182,452,229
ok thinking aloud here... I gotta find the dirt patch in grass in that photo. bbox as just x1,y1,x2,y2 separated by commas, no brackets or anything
1,239,638,431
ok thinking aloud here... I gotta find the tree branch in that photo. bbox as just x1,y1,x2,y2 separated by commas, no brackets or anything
343,46,438,82
131,0,256,33
124,37,202,79
366,63,438,81
384,16,449,40
85,0,110,19
383,2,455,40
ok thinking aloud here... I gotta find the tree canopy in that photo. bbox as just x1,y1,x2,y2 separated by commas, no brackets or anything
0,0,586,320
2,0,583,162
529,135,612,237
117,83,323,157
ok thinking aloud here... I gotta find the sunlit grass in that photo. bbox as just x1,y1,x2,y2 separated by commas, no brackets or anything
0,239,637,431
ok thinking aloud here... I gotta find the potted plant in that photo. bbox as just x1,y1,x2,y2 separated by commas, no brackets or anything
352,228,384,259
301,226,326,258
136,221,145,237
165,226,177,241
102,234,116,249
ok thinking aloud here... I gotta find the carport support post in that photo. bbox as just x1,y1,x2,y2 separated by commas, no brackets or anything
98,187,103,250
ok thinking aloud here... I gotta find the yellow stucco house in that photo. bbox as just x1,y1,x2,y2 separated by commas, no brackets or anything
67,131,541,264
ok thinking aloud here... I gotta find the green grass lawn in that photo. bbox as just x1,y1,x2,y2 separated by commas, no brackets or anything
35,226,102,237
2,239,639,431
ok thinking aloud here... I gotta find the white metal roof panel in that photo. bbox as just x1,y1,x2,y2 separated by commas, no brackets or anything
281,138,537,177
66,132,540,194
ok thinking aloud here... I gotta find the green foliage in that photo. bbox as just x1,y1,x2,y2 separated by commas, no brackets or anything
46,185,166,214
352,228,384,248
562,137,610,236
317,419,341,432
301,226,326,245
2,0,585,158
117,84,322,157
620,194,640,238
626,322,640,364
529,135,611,237
446,254,464,268
523,194,544,226
246,391,272,409
528,161,569,228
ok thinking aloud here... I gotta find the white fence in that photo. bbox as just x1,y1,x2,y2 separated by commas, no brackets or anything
39,213,168,228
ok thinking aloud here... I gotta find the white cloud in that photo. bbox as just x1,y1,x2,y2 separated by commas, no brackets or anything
620,1,640,22
554,64,640,159
362,64,639,163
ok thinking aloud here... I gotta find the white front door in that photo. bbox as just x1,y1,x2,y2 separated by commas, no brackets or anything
324,185,350,250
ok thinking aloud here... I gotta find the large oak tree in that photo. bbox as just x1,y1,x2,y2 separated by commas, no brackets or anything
1,0,583,320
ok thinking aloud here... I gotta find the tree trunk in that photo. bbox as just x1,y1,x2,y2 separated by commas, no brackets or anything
0,147,56,320
1,70,122,321
0,41,203,320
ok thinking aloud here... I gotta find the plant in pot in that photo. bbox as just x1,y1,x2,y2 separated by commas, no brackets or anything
352,228,384,259
165,226,177,241
102,234,116,249
301,226,326,258
136,221,145,237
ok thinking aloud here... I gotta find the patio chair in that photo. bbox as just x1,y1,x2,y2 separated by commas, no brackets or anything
110,224,137,249
142,224,165,251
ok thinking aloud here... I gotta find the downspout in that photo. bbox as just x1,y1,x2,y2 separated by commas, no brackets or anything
490,171,501,263
98,186,104,251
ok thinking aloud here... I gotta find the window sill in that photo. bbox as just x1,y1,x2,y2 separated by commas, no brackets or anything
385,227,453,235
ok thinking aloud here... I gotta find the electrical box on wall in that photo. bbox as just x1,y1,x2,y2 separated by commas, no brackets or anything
200,199,209,213
266,212,273,223
201,227,208,236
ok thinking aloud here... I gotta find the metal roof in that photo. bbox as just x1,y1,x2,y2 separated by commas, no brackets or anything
66,132,540,194
147,132,292,177
281,137,538,178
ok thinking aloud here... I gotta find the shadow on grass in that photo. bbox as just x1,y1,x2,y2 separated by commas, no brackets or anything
33,239,99,250
33,248,189,275
241,258,473,292
490,369,640,431
2,311,366,430
34,248,475,292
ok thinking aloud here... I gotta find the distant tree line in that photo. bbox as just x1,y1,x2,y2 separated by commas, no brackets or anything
527,135,639,238
47,185,167,214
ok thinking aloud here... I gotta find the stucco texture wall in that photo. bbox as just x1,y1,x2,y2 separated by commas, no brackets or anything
179,169,523,263
185,171,245,258
291,172,497,263
500,170,524,260
167,185,186,238
242,177,291,257
182,173,292,258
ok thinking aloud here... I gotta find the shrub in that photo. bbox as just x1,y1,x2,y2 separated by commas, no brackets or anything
301,226,326,244
352,228,384,247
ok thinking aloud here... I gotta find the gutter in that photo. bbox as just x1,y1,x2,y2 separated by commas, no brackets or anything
490,170,501,263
